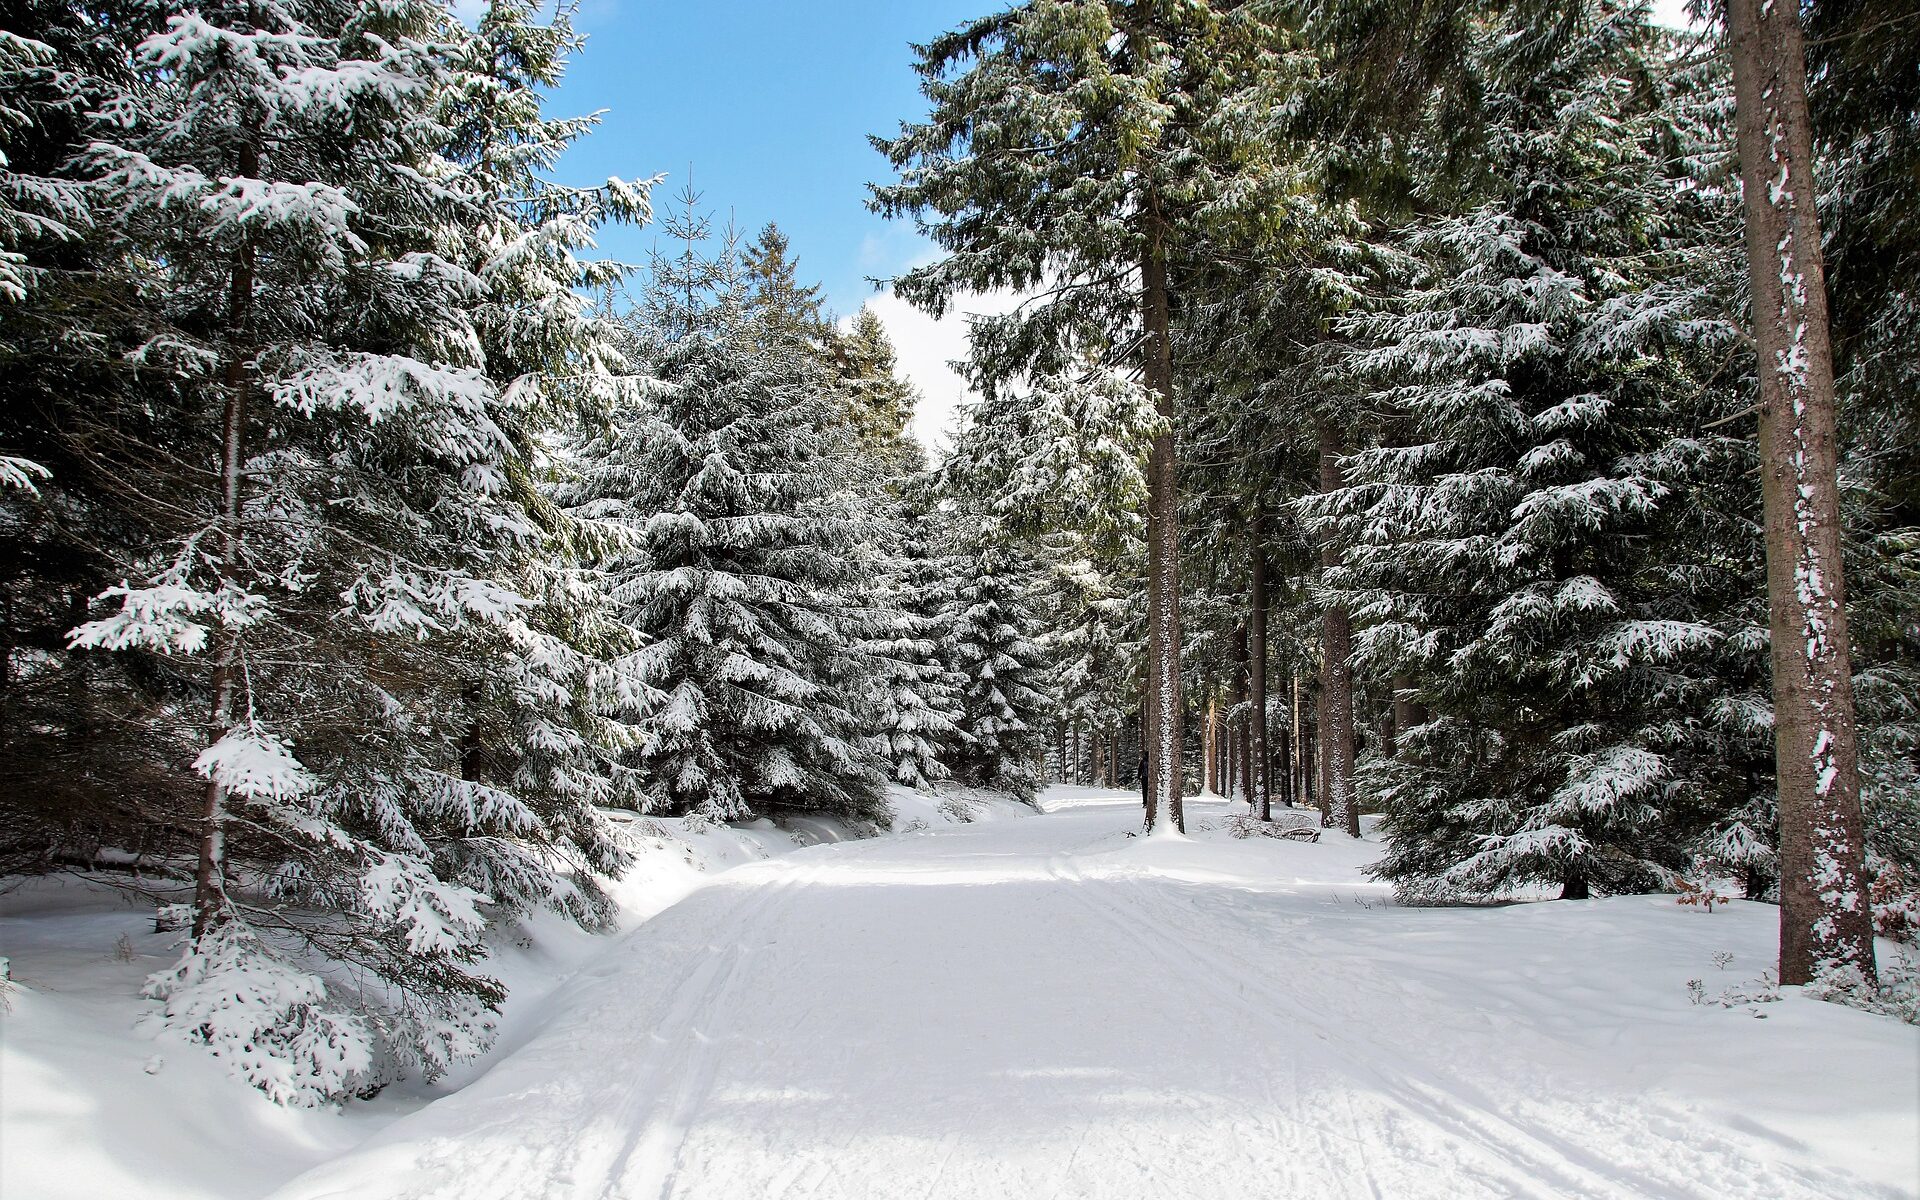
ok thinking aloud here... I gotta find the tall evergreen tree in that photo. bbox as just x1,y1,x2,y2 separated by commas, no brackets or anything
1727,0,1878,985
874,0,1302,833
61,0,650,1103
1308,5,1767,900
566,194,889,825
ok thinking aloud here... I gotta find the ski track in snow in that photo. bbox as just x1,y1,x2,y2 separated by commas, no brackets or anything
268,790,1918,1200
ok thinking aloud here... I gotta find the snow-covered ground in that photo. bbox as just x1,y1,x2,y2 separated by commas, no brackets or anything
0,787,1029,1200
8,787,1918,1199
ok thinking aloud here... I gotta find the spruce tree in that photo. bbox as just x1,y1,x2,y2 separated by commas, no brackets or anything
942,535,1052,801
874,0,1300,832
63,0,651,1103
569,194,889,825
1308,6,1767,900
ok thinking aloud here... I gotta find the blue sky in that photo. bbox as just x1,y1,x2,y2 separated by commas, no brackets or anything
555,0,986,319
547,0,1703,450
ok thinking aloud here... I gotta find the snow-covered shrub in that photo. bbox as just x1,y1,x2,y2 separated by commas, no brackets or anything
1224,813,1321,842
1804,946,1920,1026
143,925,373,1107
1867,858,1918,942
937,795,980,825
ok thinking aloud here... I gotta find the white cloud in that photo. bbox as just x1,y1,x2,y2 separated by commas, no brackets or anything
1649,0,1707,29
851,286,1028,458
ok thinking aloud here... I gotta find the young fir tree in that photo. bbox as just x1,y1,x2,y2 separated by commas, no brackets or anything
743,220,833,358
1306,7,1767,900
941,531,1052,801
573,193,890,825
65,0,650,1103
861,478,968,790
834,308,925,481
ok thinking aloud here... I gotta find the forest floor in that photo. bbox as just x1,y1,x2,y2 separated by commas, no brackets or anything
262,786,1916,1200
7,787,1917,1199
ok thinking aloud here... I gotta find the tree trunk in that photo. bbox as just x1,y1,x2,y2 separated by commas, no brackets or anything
1249,521,1271,820
1305,723,1320,823
1203,695,1218,796
1390,674,1423,761
1140,196,1185,833
1318,426,1360,838
1291,672,1304,810
192,142,258,942
1232,621,1251,810
1727,0,1875,987
1561,873,1590,902
1276,727,1292,809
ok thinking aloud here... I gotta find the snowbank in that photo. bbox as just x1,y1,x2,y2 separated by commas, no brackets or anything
0,788,1017,1200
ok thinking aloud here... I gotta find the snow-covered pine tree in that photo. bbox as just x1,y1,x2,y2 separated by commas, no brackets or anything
936,524,1052,801
860,478,968,791
1040,541,1136,787
1307,5,1768,901
833,308,924,480
65,0,651,1103
875,0,1308,832
570,192,889,825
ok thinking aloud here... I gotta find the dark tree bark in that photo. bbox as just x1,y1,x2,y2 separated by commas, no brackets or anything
192,142,258,942
1277,726,1292,809
1728,0,1875,986
1318,425,1360,838
1249,519,1271,819
1140,198,1185,834
1232,620,1251,810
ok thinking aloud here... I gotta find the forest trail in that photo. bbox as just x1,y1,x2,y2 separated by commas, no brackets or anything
269,788,1917,1200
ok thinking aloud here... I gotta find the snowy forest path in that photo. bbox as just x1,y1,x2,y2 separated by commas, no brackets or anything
267,789,1915,1200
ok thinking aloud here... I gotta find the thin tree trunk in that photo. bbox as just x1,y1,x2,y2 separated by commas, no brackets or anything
1319,426,1360,838
192,142,258,942
1305,723,1319,822
1140,195,1184,833
1727,0,1875,986
1204,695,1218,795
1291,672,1303,809
1277,726,1292,809
1249,520,1271,820
1232,621,1250,810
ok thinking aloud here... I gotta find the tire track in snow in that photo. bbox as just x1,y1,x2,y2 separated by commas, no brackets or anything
1048,851,1890,1200
1044,850,1659,1197
573,862,798,1200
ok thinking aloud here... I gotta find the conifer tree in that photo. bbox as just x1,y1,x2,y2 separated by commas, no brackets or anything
862,479,968,790
62,0,651,1103
835,308,924,479
571,192,889,825
744,220,833,356
942,534,1052,800
1727,0,1878,985
1308,5,1767,900
875,0,1300,832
